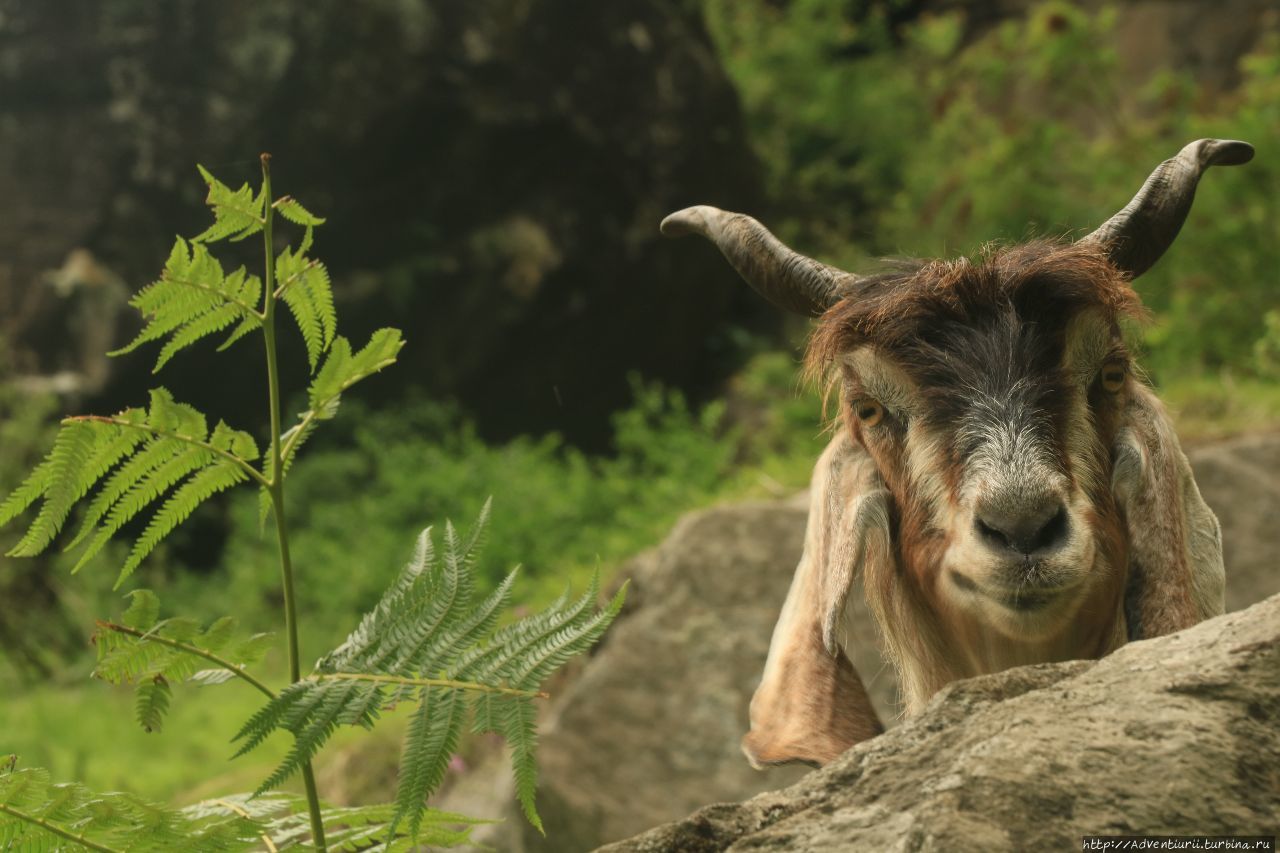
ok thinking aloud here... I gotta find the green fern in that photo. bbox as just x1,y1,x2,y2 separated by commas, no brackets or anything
193,164,267,244
260,328,405,526
111,237,264,371
233,505,626,842
0,765,263,852
2,157,619,851
276,245,337,372
0,767,482,852
92,590,275,732
0,388,261,586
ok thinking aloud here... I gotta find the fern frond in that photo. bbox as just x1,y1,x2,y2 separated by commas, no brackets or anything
276,245,336,371
135,676,172,733
0,766,265,852
193,165,266,243
0,389,263,585
390,687,465,840
112,238,263,371
234,508,624,841
260,329,404,526
501,696,542,834
94,590,276,734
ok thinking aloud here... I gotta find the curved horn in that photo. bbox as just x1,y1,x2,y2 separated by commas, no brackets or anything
1081,138,1254,279
660,205,861,316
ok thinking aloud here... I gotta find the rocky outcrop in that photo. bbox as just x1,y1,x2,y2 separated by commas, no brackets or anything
439,433,1280,850
604,590,1280,851
0,0,769,446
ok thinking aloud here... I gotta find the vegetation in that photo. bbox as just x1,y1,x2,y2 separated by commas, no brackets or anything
0,159,621,850
2,0,1275,835
705,0,1278,385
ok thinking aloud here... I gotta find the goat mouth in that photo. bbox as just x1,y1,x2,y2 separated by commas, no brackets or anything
996,590,1058,612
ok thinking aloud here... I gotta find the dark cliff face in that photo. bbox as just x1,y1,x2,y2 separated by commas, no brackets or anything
0,0,771,446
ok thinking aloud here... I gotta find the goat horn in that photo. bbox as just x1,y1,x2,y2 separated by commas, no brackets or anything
660,205,861,316
1081,138,1254,279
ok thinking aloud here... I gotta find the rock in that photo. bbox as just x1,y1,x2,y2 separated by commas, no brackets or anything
602,590,1280,851
1187,433,1280,613
442,433,1280,849
0,0,770,446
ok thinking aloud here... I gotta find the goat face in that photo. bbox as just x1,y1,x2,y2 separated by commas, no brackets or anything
814,242,1138,642
665,140,1243,766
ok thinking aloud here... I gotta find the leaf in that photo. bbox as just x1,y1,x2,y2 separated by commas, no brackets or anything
135,676,172,733
193,165,266,243
123,590,161,631
94,590,274,731
112,238,263,371
0,391,260,584
235,508,625,839
276,246,335,372
0,766,268,852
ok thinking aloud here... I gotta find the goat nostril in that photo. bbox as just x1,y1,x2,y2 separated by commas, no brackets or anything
975,517,1010,549
975,501,1069,556
1027,507,1069,553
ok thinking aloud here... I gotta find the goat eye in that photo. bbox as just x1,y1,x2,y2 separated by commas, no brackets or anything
855,399,885,427
1100,362,1127,392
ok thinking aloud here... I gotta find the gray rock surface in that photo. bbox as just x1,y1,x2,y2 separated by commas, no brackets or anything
602,590,1280,851
440,434,1279,850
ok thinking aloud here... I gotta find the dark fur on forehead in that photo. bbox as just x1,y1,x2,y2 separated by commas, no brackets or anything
806,240,1145,376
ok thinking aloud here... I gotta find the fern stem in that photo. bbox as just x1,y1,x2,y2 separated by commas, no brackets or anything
95,620,277,701
64,416,270,488
0,802,121,853
309,671,549,699
260,152,328,853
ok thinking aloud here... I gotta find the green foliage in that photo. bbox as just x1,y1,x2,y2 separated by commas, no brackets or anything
0,388,260,586
276,245,337,372
110,238,264,371
92,589,274,733
193,164,267,244
0,765,261,852
705,0,1278,381
0,766,482,852
1,156,626,850
234,507,625,841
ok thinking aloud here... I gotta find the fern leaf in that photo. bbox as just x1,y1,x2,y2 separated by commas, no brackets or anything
119,462,247,580
193,165,266,243
0,389,260,583
501,697,543,834
135,676,172,733
390,687,465,842
234,685,308,759
112,238,263,370
5,421,98,556
276,246,335,371
308,330,405,415
123,589,161,630
94,591,275,731
0,766,267,852
235,509,624,837
272,195,325,227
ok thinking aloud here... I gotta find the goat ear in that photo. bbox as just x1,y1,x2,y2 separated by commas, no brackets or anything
742,433,887,769
1111,384,1225,639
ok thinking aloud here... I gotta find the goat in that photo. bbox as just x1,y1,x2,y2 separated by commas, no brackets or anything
661,139,1251,768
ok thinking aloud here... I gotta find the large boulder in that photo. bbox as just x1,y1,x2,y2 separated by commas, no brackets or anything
603,589,1280,851
0,0,769,446
439,433,1280,849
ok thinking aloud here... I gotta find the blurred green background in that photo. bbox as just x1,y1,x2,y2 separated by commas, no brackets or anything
1,0,1276,808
